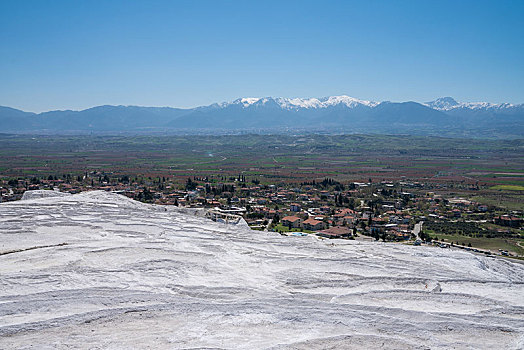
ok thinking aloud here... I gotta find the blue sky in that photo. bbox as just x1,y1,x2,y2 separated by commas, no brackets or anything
1,0,523,112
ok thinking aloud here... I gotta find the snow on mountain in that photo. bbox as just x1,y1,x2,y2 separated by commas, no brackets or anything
239,97,261,107
218,95,521,113
321,95,379,108
458,101,518,110
1,96,522,136
218,95,379,110
424,97,460,110
426,97,519,111
1,190,524,349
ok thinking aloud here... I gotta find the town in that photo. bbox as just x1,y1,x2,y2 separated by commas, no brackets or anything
2,171,522,259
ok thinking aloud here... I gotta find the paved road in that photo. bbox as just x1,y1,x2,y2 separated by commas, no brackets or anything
264,218,273,232
413,221,423,240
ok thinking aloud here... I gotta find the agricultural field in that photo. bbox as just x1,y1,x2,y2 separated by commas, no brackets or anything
0,134,522,184
434,234,524,256
0,134,523,210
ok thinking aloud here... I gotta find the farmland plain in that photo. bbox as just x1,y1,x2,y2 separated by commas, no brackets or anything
0,133,522,210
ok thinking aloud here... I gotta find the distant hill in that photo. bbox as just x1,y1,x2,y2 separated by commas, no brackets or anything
1,96,523,138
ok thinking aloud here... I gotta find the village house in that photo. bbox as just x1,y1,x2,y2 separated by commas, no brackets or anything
317,226,352,239
477,204,488,212
282,216,303,228
303,218,325,231
320,205,331,213
494,215,522,228
290,203,302,212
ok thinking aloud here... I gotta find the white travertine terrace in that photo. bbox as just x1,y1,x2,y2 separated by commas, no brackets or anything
1,191,523,349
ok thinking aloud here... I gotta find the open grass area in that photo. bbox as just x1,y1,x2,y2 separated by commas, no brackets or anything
272,224,314,234
434,233,524,256
469,194,524,211
490,185,524,191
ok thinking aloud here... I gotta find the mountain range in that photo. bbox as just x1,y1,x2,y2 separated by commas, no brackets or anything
1,96,522,138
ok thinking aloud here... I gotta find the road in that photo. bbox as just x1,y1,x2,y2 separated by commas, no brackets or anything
264,218,273,231
413,221,423,240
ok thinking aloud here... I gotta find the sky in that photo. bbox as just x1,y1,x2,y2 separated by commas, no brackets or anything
1,0,523,112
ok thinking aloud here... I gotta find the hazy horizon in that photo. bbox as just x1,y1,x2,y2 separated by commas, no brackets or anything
3,94,523,114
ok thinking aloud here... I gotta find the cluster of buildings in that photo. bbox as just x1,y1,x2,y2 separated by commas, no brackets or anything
1,174,521,244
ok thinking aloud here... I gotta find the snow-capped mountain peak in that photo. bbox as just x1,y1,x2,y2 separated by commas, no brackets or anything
219,95,378,110
239,97,261,107
425,97,518,111
424,97,459,110
320,95,379,108
459,101,517,110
